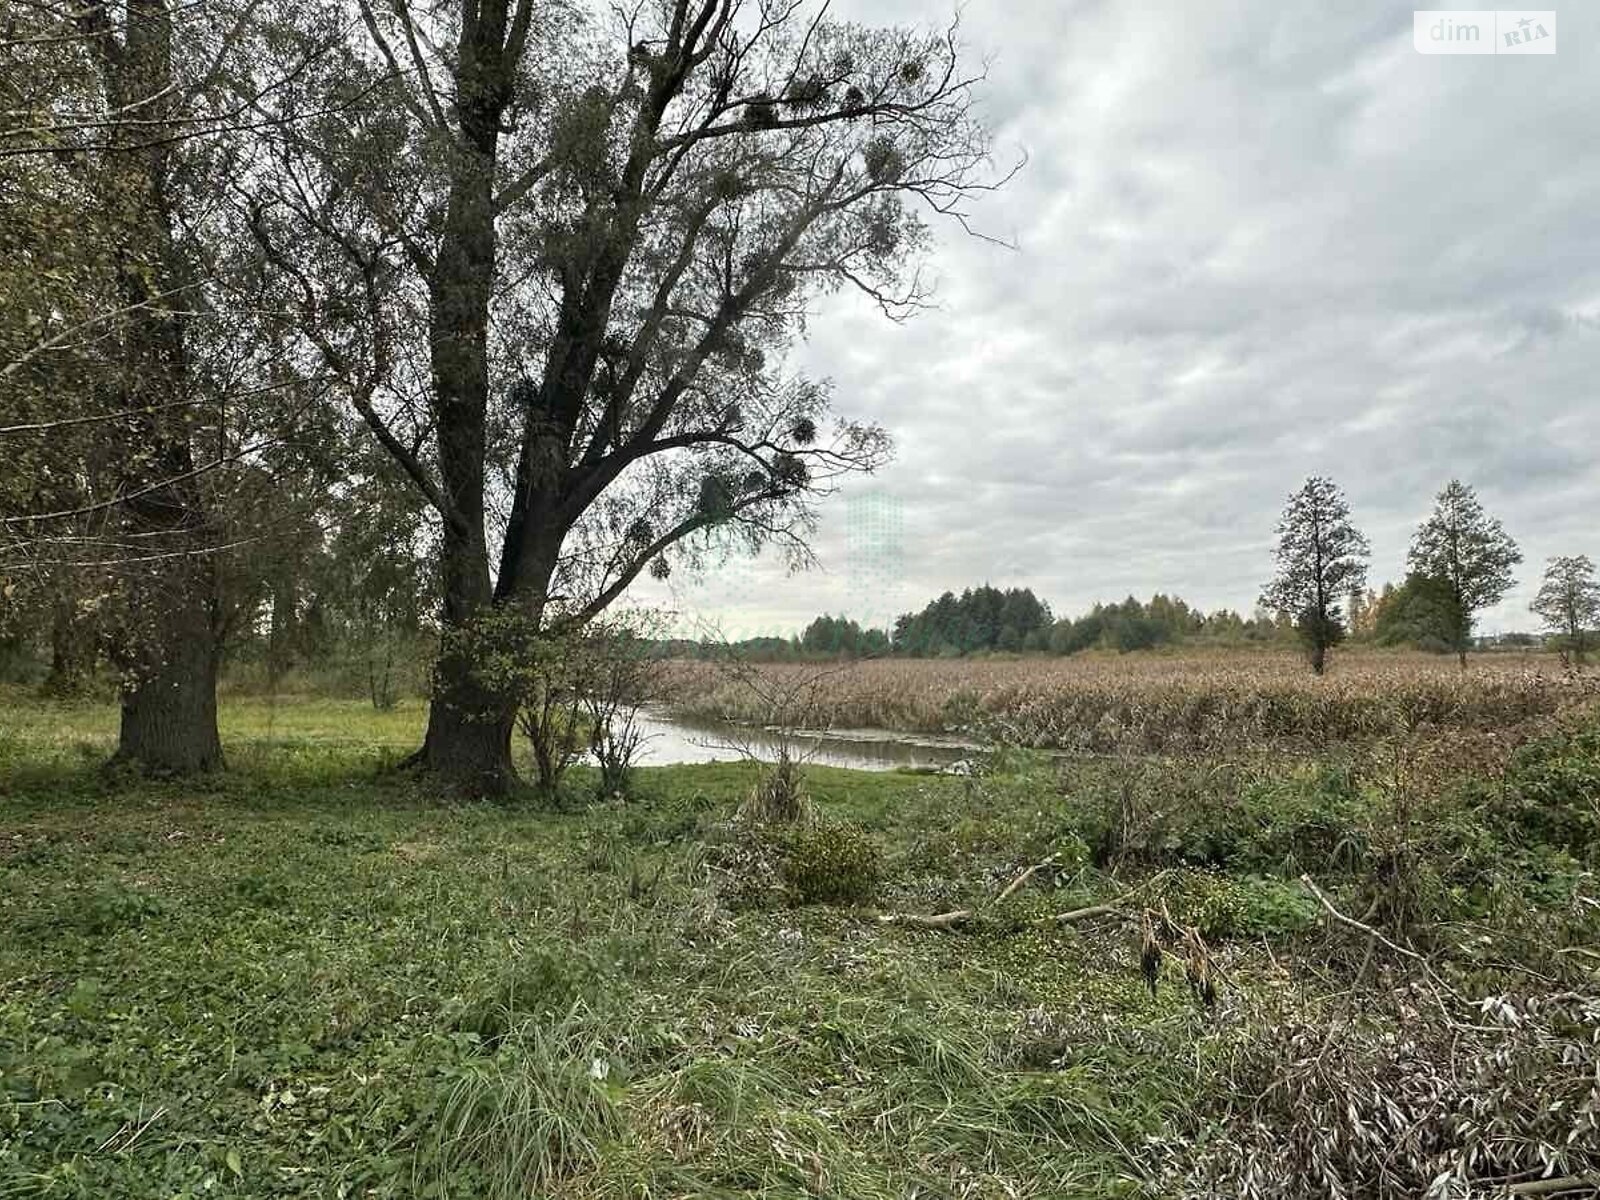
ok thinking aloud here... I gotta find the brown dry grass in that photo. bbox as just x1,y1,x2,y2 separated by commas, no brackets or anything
660,649,1598,754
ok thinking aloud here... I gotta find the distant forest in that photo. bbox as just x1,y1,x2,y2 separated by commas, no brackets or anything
664,582,1553,662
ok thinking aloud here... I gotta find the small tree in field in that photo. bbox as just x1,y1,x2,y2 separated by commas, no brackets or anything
1261,477,1370,675
1531,555,1600,666
583,617,667,799
1408,481,1522,669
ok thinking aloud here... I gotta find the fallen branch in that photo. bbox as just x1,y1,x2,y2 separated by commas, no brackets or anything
880,867,1173,932
995,852,1059,904
877,908,973,929
1508,1175,1600,1197
1298,873,1425,962
1044,900,1120,925
879,852,1060,929
1039,869,1174,926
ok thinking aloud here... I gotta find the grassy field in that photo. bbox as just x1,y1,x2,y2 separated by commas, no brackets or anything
3,685,1598,1197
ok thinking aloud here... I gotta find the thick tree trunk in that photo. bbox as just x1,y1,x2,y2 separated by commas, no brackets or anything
109,472,224,773
93,0,226,775
1310,642,1327,676
115,578,223,773
414,646,517,794
408,0,526,795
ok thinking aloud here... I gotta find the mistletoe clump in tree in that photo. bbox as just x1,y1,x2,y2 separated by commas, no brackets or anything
1408,480,1521,670
1260,476,1370,675
249,0,1005,792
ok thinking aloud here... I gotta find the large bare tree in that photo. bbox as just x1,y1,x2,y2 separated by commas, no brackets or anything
248,0,1004,791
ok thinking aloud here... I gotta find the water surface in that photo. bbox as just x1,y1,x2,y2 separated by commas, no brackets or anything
627,707,976,772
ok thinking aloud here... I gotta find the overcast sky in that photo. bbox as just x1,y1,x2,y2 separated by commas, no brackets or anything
633,1,1598,639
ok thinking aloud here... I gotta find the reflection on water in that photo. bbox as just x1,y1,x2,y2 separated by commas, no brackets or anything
629,707,976,773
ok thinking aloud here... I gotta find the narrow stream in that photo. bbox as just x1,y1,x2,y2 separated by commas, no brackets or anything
628,707,978,772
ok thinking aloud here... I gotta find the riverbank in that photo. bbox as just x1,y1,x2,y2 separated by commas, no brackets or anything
0,689,979,775
3,688,1597,1197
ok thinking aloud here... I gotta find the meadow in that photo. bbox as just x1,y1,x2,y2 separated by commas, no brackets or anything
2,664,1598,1198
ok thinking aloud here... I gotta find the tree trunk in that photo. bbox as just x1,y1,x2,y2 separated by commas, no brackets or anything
414,643,517,795
115,611,222,771
45,594,91,696
115,571,223,773
1310,641,1327,676
109,468,224,773
407,0,524,794
93,0,226,774
408,402,512,790
267,579,296,690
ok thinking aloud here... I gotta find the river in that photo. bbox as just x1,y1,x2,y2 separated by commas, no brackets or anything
624,707,978,773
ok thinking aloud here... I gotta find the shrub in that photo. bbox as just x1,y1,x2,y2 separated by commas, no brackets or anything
1232,764,1368,875
454,947,606,1046
1488,724,1600,860
1164,870,1319,939
711,818,884,908
1162,990,1600,1199
69,882,165,934
736,749,813,825
776,819,883,905
705,824,789,909
617,788,716,844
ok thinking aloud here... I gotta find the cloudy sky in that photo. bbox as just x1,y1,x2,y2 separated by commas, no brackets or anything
634,1,1598,639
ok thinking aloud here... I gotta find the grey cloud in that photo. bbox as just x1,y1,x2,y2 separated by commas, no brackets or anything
631,1,1600,635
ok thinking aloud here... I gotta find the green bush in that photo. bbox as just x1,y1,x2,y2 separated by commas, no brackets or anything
68,882,166,934
778,820,884,906
1062,759,1366,878
1231,764,1368,875
454,946,606,1045
618,788,716,844
1161,869,1318,939
1488,725,1600,861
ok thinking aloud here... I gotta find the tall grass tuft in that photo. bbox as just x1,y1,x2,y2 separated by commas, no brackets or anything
431,1009,625,1198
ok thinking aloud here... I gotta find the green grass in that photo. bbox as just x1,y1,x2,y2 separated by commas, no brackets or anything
3,692,1594,1198
0,694,1214,1199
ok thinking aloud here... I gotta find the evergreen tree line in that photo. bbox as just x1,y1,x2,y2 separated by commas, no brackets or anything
787,591,1285,659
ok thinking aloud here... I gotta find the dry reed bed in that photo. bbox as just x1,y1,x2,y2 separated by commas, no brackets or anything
660,653,1600,753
